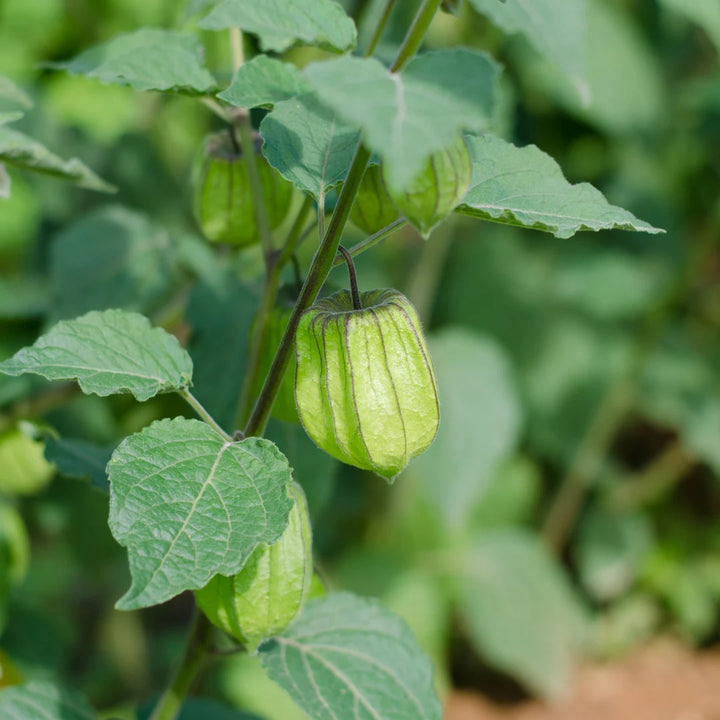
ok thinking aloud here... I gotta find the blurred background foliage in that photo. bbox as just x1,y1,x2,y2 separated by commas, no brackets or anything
0,0,719,717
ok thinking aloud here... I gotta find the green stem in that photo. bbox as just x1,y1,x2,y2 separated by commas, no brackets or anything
331,219,407,266
180,389,233,442
243,0,442,438
235,196,314,427
338,245,362,310
605,439,694,511
243,143,372,437
149,610,214,720
229,28,274,259
365,0,397,57
391,0,443,72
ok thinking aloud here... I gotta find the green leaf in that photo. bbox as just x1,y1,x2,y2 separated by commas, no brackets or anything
0,682,96,720
456,530,587,697
260,93,359,198
0,124,115,192
44,437,114,493
471,455,541,529
520,0,664,135
260,592,442,720
199,0,357,53
108,418,293,609
0,76,32,111
660,0,720,55
186,270,255,432
467,0,588,100
265,419,337,521
0,112,23,126
0,309,193,402
0,276,49,318
457,134,664,238
51,29,216,94
304,49,499,189
50,206,182,321
408,328,521,533
219,56,311,109
576,508,653,602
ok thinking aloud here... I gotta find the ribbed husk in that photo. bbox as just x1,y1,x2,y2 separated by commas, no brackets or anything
387,136,472,238
195,482,312,652
294,289,439,481
193,130,293,247
349,164,399,235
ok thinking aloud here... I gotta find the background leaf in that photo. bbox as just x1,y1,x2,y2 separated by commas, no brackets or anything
186,269,255,432
0,123,114,192
260,93,359,198
0,76,32,111
260,592,442,720
518,0,664,134
108,417,293,609
50,206,182,321
457,134,663,238
456,530,587,697
137,696,263,720
199,0,357,53
218,56,311,109
0,309,193,401
51,29,216,94
304,49,499,189
467,0,588,100
44,437,115,492
408,328,522,533
659,0,720,55
0,682,96,720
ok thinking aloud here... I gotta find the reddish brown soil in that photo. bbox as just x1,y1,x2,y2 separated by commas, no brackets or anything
445,641,720,720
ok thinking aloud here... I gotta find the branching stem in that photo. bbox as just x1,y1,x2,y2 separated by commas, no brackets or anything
180,389,233,442
242,0,444,438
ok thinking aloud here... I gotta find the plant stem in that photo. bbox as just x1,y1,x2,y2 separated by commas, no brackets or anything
243,0,442,438
365,0,397,57
331,219,407,266
605,439,694,511
235,196,314,427
391,0,443,72
243,143,372,437
229,28,274,259
338,246,362,310
149,610,214,720
180,389,233,442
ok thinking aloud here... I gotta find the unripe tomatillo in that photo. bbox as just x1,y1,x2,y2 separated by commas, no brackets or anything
294,288,439,481
193,129,293,247
349,164,399,235
386,136,472,238
195,482,312,652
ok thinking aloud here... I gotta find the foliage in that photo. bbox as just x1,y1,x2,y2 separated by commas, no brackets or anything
0,0,717,719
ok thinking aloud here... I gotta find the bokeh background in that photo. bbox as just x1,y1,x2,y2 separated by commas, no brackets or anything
1,0,719,718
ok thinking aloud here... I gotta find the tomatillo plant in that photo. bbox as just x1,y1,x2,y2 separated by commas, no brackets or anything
0,0,667,718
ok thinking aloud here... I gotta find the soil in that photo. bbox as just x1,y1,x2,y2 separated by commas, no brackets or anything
445,641,720,720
